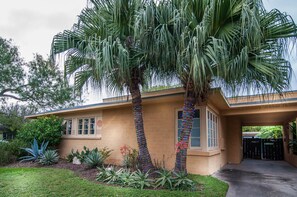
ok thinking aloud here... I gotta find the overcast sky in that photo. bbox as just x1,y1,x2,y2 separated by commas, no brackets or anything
0,0,296,104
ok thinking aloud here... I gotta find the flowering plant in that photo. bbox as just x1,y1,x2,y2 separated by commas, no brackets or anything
120,145,138,169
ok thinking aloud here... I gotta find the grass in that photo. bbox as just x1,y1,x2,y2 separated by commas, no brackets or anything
0,168,228,197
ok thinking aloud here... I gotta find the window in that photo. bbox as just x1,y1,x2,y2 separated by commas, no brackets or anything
63,120,72,135
207,111,218,148
177,109,200,148
78,118,95,135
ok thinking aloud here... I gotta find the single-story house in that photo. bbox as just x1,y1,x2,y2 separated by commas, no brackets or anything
26,87,297,175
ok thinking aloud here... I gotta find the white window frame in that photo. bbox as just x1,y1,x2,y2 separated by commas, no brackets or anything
63,119,73,136
77,117,96,136
176,108,201,149
207,110,219,150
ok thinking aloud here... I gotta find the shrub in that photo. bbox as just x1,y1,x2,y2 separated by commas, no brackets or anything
84,151,104,168
17,115,63,148
155,169,174,189
19,138,48,162
39,150,59,165
172,171,196,191
120,145,138,169
0,139,27,166
0,142,15,166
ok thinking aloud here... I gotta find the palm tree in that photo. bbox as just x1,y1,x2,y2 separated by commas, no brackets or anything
149,0,297,172
51,0,157,171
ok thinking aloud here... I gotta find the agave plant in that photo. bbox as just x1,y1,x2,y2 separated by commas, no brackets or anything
130,169,152,189
39,150,59,165
19,138,49,162
155,169,174,189
172,171,195,191
84,151,105,168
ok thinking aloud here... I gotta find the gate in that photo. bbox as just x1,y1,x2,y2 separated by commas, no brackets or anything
243,138,284,160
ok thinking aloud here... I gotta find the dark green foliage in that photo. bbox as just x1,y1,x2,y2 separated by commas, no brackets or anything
0,36,77,109
0,141,16,166
19,139,49,162
0,104,34,138
39,150,59,165
256,126,283,139
17,115,63,148
0,139,27,166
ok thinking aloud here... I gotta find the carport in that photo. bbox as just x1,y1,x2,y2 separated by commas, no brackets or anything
215,94,297,197
221,93,297,168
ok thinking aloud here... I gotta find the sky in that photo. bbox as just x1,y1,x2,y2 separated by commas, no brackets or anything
0,0,296,104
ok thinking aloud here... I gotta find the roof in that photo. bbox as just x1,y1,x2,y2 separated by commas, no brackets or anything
25,87,297,118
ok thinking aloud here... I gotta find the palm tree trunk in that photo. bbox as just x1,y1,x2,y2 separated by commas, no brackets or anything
129,81,154,172
175,90,196,173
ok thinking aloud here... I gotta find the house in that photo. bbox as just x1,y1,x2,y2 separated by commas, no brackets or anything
26,87,297,175
0,124,12,140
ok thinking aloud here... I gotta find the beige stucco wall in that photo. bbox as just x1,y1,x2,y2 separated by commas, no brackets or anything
283,121,297,167
59,99,226,175
226,116,242,164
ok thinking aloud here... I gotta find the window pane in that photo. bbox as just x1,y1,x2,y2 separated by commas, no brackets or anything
193,118,200,128
178,111,183,119
191,137,200,147
78,119,83,135
194,110,200,118
68,120,72,135
84,119,89,134
90,118,95,134
178,129,182,139
191,128,200,138
178,119,182,128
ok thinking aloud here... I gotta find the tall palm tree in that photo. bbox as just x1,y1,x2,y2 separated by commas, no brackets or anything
51,0,157,171
148,0,297,172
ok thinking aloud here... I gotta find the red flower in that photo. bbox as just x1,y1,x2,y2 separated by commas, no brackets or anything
175,140,188,153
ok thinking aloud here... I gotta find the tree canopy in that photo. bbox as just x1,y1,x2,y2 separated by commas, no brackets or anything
0,37,78,110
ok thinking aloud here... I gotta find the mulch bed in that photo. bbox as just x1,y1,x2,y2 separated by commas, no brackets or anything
6,159,98,182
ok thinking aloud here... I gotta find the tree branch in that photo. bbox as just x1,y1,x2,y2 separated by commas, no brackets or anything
1,94,27,101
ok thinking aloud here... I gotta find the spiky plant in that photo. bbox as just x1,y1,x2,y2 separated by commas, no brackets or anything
39,150,59,165
19,138,48,162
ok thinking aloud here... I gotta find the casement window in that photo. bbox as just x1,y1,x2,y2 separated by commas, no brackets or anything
207,110,218,148
62,120,72,135
78,118,95,135
177,109,200,148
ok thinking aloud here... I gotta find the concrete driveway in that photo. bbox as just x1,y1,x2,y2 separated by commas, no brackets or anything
214,160,297,197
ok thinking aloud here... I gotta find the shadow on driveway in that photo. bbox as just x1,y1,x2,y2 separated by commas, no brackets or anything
214,160,297,197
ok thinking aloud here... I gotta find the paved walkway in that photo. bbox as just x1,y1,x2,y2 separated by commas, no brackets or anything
214,160,297,197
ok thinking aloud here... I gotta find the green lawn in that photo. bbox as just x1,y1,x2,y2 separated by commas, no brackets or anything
0,168,228,197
